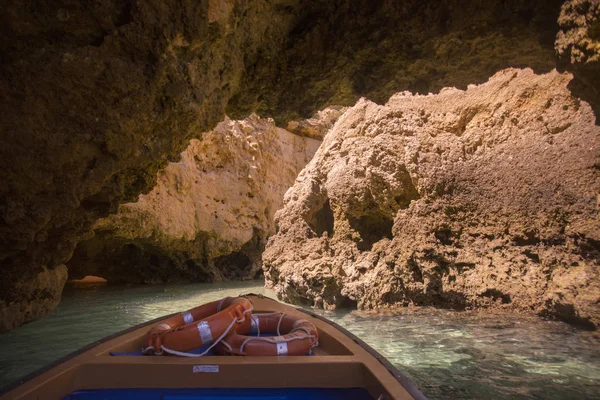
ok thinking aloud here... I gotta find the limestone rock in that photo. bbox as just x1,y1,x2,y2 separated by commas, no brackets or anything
0,0,290,330
0,265,67,332
263,68,600,328
556,0,600,119
68,116,321,283
0,0,594,330
285,107,348,140
229,0,565,125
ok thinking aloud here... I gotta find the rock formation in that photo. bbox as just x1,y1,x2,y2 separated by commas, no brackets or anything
263,68,600,328
0,265,67,332
67,115,321,283
0,0,290,332
556,0,600,118
1,0,597,330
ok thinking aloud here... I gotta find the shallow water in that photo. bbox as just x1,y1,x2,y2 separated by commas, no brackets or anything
0,281,599,399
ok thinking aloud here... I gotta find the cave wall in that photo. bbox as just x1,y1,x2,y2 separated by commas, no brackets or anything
228,0,565,124
67,115,323,284
556,0,600,118
0,0,295,331
263,68,600,328
0,0,597,331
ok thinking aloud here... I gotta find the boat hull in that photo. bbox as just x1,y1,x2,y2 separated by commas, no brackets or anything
0,294,426,400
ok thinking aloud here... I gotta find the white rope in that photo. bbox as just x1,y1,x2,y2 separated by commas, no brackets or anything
160,304,253,357
240,306,254,319
221,340,233,352
290,326,312,336
142,345,164,356
142,345,154,354
238,334,316,354
292,319,309,329
276,313,285,336
161,316,237,358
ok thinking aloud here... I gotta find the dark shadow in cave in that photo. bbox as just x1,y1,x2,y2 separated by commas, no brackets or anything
349,211,393,252
67,239,215,284
214,251,257,280
308,198,335,237
339,296,358,309
559,60,600,125
545,302,596,331
480,289,512,305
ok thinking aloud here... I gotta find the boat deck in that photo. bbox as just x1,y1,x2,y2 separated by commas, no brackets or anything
0,294,426,400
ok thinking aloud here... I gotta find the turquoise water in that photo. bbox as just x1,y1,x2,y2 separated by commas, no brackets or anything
1,280,599,399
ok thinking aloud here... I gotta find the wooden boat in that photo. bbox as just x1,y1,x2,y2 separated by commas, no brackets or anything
0,294,426,400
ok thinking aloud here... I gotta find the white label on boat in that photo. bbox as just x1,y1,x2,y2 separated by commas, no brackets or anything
276,342,288,355
193,365,219,373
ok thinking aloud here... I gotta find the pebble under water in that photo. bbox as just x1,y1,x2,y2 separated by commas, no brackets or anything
0,281,598,399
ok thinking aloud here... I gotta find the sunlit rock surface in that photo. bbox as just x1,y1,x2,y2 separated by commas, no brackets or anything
68,116,321,283
263,68,600,328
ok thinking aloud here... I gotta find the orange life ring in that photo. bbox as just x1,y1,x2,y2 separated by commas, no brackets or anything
143,296,253,356
217,312,318,356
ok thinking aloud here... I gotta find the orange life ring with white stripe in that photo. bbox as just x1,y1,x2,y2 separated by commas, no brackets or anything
217,312,318,356
143,296,253,356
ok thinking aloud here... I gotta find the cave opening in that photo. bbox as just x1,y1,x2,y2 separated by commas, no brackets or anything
339,295,358,309
349,211,393,252
308,198,335,237
65,275,108,290
214,251,259,280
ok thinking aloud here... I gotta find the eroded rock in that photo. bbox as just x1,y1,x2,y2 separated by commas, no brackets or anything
0,0,595,330
556,0,600,118
0,0,291,331
285,106,348,140
0,265,67,332
68,116,321,283
263,68,600,328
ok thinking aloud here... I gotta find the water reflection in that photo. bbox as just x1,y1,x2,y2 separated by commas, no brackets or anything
311,308,600,400
0,281,598,400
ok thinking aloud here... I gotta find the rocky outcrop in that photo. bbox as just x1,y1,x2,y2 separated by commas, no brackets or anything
0,0,595,330
68,116,321,283
263,68,600,328
0,0,292,331
228,0,565,124
285,107,348,140
556,0,600,118
0,265,67,332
